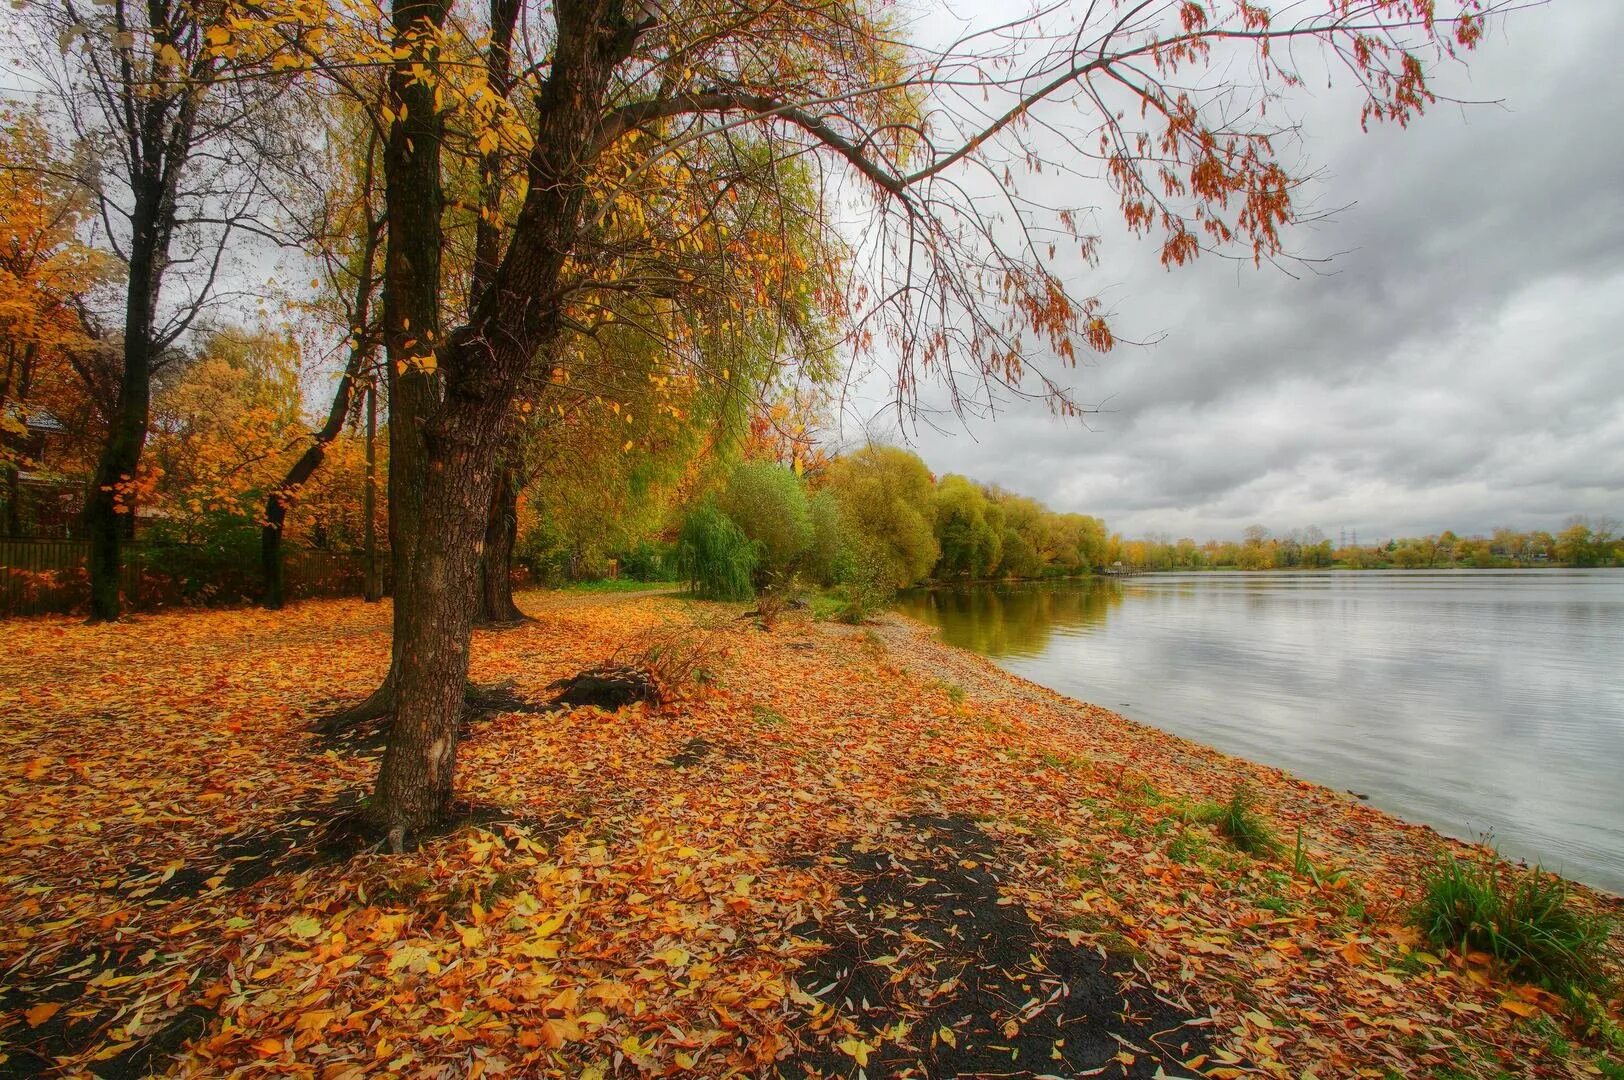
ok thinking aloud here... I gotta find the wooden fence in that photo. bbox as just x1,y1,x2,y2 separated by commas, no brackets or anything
0,536,386,617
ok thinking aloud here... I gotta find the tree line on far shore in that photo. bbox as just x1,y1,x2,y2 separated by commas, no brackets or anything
1114,520,1623,573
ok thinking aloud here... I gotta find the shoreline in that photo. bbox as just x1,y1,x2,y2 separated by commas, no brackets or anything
880,606,1624,902
0,592,1619,1077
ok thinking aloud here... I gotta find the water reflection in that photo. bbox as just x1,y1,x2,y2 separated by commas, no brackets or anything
902,579,1124,658
898,570,1624,896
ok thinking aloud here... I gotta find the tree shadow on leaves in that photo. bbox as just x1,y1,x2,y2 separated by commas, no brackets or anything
785,813,1223,1079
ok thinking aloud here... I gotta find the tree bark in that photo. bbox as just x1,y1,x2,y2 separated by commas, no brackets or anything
371,404,499,835
365,0,650,837
476,462,526,625
363,381,382,602
85,196,161,622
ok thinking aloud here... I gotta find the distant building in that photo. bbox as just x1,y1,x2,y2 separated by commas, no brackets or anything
3,406,86,537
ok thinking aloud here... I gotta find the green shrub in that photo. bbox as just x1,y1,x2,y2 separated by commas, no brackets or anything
617,539,676,582
803,491,843,586
716,460,811,583
828,536,893,623
676,502,758,600
137,516,263,605
1412,854,1610,993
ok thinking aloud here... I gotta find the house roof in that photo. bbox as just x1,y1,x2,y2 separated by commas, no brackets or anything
4,404,69,434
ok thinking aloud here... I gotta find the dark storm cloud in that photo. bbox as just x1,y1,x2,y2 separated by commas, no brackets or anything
850,1,1624,540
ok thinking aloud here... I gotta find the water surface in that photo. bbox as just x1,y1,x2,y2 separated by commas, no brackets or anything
897,570,1624,894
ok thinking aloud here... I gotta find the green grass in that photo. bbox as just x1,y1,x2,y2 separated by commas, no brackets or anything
1191,787,1278,856
808,591,845,621
1290,826,1350,888
1411,853,1611,994
1166,829,1209,865
555,577,678,594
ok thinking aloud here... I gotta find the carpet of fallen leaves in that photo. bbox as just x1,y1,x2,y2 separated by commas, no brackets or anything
1,591,1620,1078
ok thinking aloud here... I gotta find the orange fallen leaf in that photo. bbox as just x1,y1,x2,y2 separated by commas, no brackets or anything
25,1002,62,1027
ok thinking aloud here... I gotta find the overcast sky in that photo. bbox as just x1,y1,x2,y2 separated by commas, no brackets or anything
844,0,1624,542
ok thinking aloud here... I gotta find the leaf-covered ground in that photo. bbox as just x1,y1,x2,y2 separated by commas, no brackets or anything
1,593,1619,1078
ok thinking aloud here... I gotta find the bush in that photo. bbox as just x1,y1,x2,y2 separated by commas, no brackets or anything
754,577,797,630
676,502,758,600
137,516,263,606
617,539,676,582
803,491,843,586
1412,854,1610,993
827,535,894,623
716,460,811,583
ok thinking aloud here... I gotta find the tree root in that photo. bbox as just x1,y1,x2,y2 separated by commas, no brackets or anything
315,678,549,743
474,606,534,630
312,678,396,735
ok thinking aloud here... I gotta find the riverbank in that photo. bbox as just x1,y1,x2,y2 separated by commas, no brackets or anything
0,593,1619,1077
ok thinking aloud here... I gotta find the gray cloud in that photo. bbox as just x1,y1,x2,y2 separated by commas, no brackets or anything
848,0,1624,541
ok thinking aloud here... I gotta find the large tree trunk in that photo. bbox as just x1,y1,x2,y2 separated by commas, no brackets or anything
476,461,525,625
364,0,648,837
336,0,447,774
370,406,501,837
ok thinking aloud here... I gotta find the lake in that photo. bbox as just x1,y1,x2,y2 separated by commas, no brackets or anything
896,570,1624,895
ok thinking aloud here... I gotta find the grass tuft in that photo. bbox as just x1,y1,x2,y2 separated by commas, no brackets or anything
1411,853,1611,994
1198,786,1278,855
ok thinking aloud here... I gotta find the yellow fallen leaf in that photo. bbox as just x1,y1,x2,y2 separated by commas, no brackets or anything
838,1037,873,1067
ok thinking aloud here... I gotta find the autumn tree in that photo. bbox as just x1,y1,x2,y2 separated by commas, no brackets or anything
10,0,308,619
261,112,387,609
0,109,112,534
144,326,303,542
935,475,1004,579
822,446,939,588
236,0,1507,838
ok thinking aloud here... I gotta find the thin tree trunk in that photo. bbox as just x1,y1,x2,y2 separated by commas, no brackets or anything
363,380,381,602
261,338,371,608
476,463,525,625
263,182,381,609
2,348,31,537
2,463,18,538
85,203,160,622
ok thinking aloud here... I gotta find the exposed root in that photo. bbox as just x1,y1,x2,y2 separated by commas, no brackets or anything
319,680,549,755
474,604,533,629
312,678,395,735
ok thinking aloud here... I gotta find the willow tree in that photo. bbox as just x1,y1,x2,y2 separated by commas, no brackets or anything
250,0,1498,839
